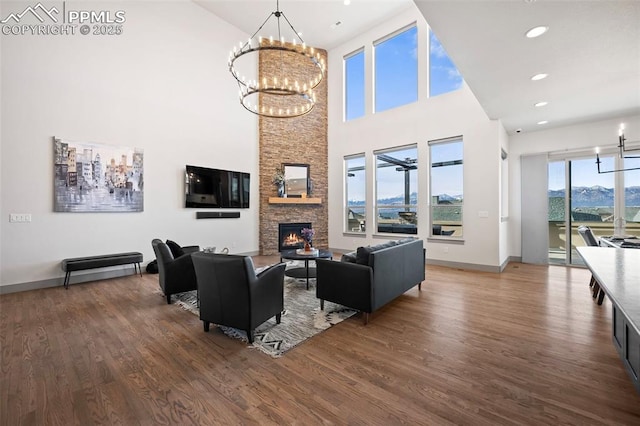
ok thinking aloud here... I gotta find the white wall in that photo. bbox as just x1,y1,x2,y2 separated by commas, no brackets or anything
0,1,258,288
508,113,640,258
327,6,505,269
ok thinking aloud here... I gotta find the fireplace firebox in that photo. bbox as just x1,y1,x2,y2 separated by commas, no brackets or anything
278,222,311,252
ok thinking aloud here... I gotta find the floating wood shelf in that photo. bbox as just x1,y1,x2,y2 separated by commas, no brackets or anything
268,197,322,205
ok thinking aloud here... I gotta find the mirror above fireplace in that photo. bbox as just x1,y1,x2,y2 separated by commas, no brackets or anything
283,163,309,197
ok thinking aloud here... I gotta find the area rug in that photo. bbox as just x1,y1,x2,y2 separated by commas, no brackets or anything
168,263,357,358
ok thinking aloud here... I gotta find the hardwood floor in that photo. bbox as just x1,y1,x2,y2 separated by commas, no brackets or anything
1,258,639,425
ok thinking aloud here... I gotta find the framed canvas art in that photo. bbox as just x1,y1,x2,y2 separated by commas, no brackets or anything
53,137,144,212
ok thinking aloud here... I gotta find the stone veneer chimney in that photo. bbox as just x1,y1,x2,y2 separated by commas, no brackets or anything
258,46,328,255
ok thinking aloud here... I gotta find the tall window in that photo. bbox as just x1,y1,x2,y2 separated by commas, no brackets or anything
430,138,463,237
375,145,418,235
344,49,365,121
374,25,418,113
429,29,463,97
345,155,366,233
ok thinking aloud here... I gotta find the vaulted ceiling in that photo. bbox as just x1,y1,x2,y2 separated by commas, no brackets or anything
197,0,640,134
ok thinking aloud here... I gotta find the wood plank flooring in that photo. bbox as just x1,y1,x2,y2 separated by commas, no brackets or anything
1,258,639,425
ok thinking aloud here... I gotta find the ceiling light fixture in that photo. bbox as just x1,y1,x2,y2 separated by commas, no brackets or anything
228,0,326,118
537,120,548,125
534,101,548,107
531,73,548,81
344,0,351,5
596,123,640,173
525,26,548,38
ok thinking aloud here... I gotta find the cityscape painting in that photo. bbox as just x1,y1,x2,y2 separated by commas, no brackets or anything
53,137,144,212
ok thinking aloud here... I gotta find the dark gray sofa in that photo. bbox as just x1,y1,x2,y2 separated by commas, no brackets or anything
316,238,425,323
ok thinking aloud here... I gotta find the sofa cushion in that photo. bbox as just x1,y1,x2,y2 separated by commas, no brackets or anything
396,237,417,245
356,241,398,266
341,252,357,263
166,240,185,258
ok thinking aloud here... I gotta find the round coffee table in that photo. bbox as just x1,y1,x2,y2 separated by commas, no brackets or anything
280,249,332,289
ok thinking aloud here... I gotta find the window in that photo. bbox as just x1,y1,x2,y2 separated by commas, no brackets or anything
548,156,616,265
429,29,463,97
375,145,418,235
345,155,366,233
624,156,640,239
374,25,418,113
430,138,463,237
344,49,365,121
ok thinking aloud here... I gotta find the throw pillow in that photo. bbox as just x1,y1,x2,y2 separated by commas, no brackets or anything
356,246,375,265
356,241,399,265
341,252,357,263
166,240,185,258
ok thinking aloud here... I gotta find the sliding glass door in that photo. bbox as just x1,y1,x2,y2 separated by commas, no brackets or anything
548,156,616,265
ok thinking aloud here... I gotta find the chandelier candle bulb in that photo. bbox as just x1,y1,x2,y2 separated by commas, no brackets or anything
228,1,324,118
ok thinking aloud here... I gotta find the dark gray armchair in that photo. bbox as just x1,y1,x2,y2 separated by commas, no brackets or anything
191,253,286,343
151,239,199,304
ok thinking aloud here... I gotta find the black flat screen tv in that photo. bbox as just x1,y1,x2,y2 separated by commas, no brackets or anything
185,165,250,208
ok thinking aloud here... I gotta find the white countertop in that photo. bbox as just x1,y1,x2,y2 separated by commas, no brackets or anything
577,247,640,333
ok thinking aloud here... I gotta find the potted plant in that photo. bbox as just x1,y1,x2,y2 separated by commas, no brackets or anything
301,227,315,251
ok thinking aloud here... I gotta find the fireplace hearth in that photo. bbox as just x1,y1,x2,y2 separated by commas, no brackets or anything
278,222,311,252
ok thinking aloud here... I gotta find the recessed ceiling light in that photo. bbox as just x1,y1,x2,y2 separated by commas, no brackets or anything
531,73,548,81
344,0,351,5
525,26,548,38
534,101,548,107
537,120,548,125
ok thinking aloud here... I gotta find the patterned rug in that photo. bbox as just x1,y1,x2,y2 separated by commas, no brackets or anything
168,263,357,358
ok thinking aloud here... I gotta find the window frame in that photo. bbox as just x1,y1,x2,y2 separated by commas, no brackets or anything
429,136,464,239
343,47,365,122
374,144,418,236
428,26,463,98
344,154,367,234
373,23,418,114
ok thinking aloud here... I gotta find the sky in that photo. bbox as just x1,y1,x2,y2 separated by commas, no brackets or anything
345,26,464,202
549,156,640,191
345,26,463,121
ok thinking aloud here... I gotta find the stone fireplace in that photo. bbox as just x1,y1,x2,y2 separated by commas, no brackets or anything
258,46,328,255
278,222,311,252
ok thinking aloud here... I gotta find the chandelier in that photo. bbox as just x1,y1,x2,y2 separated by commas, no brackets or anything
228,0,326,118
595,123,640,174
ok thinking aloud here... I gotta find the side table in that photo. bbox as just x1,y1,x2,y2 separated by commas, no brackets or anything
280,249,333,289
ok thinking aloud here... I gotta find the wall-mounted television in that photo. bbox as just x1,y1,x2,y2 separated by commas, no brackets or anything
185,165,250,208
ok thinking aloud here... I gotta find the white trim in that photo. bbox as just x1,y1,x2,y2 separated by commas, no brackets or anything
373,22,417,46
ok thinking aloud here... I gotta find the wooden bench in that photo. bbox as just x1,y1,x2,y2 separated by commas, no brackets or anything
61,252,143,289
